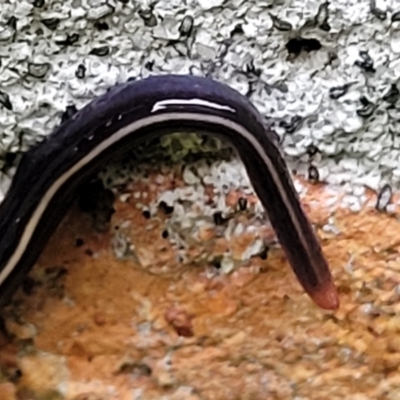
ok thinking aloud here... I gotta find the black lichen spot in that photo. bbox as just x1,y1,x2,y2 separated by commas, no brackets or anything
7,16,17,29
7,366,22,383
383,84,400,104
329,84,350,100
391,11,400,22
357,96,375,118
355,51,375,73
27,63,50,79
211,256,222,269
308,165,320,184
302,39,322,52
64,34,79,45
371,3,387,20
376,184,392,212
40,102,51,109
315,2,331,30
372,8,387,20
33,0,45,7
244,59,261,77
179,15,194,37
306,144,320,157
158,201,174,215
319,20,331,31
144,60,154,71
89,46,110,56
138,8,157,27
286,38,322,57
230,24,243,37
55,33,80,46
61,105,78,123
0,91,12,110
326,51,339,66
117,0,129,3
75,63,86,79
270,14,292,31
238,197,247,211
258,247,269,260
41,18,60,30
117,362,152,376
279,115,303,134
270,82,288,94
142,210,151,219
162,230,169,239
94,21,109,30
213,211,226,225
75,238,84,247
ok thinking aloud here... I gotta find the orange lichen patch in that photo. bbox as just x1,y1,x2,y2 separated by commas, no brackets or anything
18,353,69,394
0,383,17,400
3,170,400,399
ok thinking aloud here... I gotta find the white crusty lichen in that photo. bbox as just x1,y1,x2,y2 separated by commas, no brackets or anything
1,0,400,203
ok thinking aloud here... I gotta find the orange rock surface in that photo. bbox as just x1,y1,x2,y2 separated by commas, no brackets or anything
1,169,400,399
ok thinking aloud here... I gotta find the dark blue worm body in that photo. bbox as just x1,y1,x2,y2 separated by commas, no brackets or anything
0,74,339,310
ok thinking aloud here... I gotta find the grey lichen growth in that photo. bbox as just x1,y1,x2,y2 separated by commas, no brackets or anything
1,0,400,203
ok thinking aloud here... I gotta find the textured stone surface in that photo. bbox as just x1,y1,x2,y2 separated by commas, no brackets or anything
2,163,400,399
2,1,400,398
1,0,400,198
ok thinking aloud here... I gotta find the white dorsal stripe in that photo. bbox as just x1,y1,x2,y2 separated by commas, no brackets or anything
0,112,304,286
151,98,236,113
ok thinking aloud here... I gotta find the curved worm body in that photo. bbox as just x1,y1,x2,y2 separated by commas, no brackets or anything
0,74,339,310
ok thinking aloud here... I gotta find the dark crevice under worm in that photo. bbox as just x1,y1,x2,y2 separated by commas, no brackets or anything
0,74,339,310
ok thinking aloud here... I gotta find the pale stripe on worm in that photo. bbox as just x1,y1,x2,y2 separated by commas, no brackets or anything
0,74,339,310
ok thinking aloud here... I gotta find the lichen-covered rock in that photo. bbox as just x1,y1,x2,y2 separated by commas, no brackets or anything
2,0,400,201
